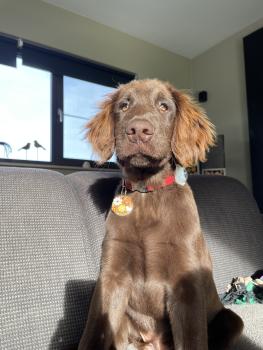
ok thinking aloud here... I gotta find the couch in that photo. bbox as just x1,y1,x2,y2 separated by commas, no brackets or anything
0,166,262,349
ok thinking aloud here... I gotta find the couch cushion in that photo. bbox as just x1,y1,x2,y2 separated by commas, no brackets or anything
229,304,263,349
0,167,96,349
1,167,263,349
66,170,121,277
189,175,263,294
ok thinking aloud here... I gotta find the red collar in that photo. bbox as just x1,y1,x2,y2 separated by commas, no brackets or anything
124,175,176,193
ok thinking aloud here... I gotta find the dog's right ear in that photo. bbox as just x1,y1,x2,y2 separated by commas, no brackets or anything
86,92,116,164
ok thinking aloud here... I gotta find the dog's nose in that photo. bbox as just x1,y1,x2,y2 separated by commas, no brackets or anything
126,120,154,143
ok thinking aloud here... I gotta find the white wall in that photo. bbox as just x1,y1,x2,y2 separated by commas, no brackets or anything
192,18,263,189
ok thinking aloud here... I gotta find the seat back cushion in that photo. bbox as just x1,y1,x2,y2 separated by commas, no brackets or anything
189,175,263,293
0,167,99,349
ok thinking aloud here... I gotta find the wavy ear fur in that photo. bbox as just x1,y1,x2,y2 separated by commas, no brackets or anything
168,85,216,168
86,93,116,164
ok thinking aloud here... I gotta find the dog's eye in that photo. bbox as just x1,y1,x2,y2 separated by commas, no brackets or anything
159,102,169,112
120,101,129,112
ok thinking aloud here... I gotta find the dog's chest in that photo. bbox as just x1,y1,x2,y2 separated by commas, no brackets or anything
109,185,197,233
109,189,174,233
106,186,200,279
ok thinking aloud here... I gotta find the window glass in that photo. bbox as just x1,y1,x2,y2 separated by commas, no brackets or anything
63,76,116,162
0,36,133,166
0,57,51,161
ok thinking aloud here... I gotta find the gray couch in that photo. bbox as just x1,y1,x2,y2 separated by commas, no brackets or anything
0,166,263,350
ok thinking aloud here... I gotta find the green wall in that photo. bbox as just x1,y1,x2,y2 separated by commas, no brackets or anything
192,18,263,189
1,0,262,189
0,0,191,88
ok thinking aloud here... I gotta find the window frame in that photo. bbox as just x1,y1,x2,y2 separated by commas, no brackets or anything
0,33,135,169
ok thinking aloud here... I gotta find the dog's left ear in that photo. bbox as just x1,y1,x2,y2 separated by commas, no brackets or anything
168,84,216,168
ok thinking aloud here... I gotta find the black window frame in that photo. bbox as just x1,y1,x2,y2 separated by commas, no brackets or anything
0,33,135,168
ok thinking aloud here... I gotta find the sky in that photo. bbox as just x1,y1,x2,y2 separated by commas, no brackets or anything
63,75,115,161
0,58,115,163
0,58,51,161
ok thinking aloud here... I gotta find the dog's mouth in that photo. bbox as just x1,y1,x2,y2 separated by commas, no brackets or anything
117,153,166,169
116,136,172,170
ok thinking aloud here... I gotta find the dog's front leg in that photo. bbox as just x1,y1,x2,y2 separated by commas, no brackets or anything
167,282,208,350
78,274,131,350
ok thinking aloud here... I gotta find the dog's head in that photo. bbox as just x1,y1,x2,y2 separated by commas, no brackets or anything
86,79,215,169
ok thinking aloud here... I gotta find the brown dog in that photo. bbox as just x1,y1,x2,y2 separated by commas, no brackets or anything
78,79,243,350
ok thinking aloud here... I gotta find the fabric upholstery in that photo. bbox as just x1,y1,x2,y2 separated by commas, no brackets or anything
229,304,263,349
0,167,263,349
0,168,95,349
189,175,263,293
66,170,121,278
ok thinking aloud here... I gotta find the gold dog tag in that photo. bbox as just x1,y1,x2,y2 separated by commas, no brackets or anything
111,195,133,216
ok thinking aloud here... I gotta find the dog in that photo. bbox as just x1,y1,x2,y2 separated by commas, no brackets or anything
78,79,243,350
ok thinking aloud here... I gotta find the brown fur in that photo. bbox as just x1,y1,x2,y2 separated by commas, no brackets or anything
168,85,216,167
79,79,243,350
86,98,116,163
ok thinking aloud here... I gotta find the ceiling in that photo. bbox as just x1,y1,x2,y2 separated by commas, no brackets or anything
43,0,263,58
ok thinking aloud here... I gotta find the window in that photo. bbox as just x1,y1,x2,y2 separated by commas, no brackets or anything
0,35,134,167
63,76,115,162
0,58,51,162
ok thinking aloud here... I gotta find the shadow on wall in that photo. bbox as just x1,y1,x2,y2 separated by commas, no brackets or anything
49,280,96,350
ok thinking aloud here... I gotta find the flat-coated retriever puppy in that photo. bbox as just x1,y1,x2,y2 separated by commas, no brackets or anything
78,79,243,350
